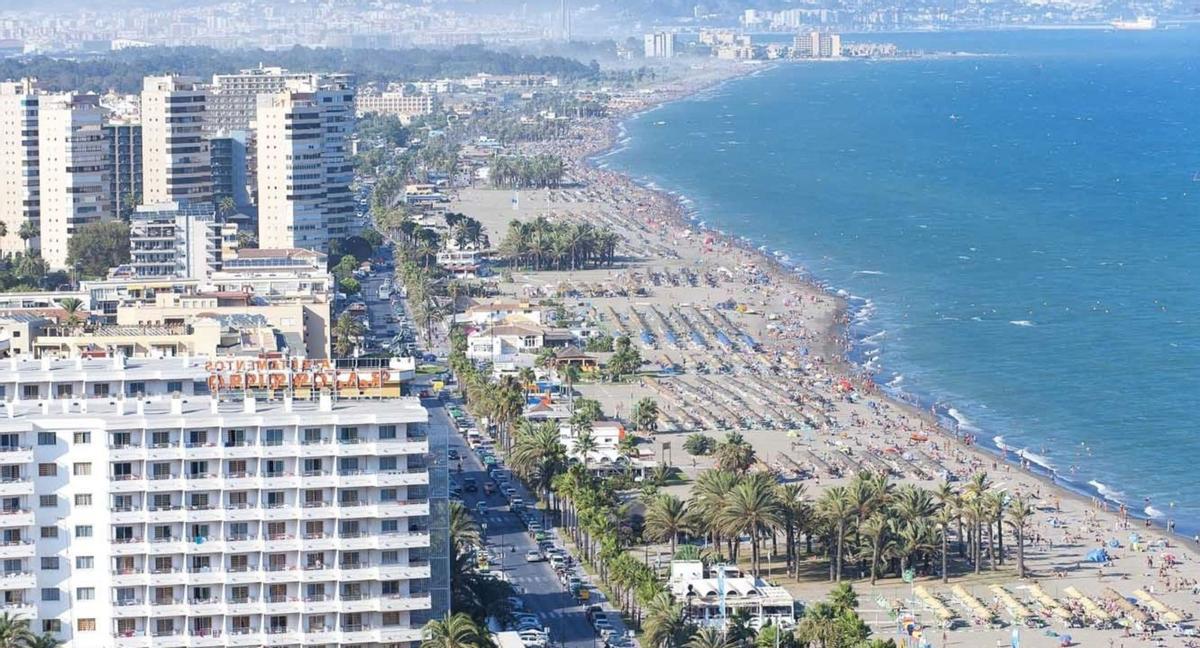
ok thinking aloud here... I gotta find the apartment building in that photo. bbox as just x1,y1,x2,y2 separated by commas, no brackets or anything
0,79,40,257
0,385,441,647
103,121,142,219
206,67,346,134
255,79,355,252
140,76,212,205
126,201,227,280
37,92,111,269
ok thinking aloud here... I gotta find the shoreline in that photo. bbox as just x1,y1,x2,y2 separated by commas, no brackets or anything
583,61,1198,541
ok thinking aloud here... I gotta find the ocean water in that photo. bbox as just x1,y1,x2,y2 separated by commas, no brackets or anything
602,29,1200,531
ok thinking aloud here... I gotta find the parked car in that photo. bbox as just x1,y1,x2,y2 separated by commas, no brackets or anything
524,550,545,563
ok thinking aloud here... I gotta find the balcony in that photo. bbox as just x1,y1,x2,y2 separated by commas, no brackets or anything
110,537,147,555
0,479,33,497
378,470,430,487
109,474,147,493
382,594,433,612
0,447,32,464
113,598,149,618
0,570,34,590
112,630,151,648
109,445,147,461
0,508,33,528
111,568,149,587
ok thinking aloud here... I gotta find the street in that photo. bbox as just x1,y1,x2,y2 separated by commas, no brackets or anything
443,400,632,648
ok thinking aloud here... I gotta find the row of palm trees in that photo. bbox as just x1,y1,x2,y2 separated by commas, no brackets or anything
640,467,1035,585
489,154,566,189
498,217,620,271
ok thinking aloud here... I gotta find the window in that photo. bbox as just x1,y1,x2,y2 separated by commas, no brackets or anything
41,620,60,633
192,380,209,395
265,492,284,508
37,463,56,477
72,432,90,444
263,428,283,446
76,587,94,600
74,494,92,506
380,488,397,502
126,382,145,396
91,383,109,397
338,457,359,475
55,385,72,398
150,431,170,447
381,519,399,533
41,588,60,601
302,428,322,444
338,427,358,443
113,432,133,449
40,526,57,539
379,456,397,471
40,557,59,570
381,550,398,565
21,385,37,399
379,425,397,439
75,525,92,538
72,462,91,476
76,619,95,632
167,381,183,393
75,556,93,569
36,432,55,446
38,495,56,508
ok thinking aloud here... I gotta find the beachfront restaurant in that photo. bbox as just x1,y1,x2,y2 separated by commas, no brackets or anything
668,561,798,628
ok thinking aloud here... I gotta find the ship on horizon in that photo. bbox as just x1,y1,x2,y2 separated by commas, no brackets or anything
1110,16,1158,30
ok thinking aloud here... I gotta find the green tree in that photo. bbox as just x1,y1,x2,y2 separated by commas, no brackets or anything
641,592,693,648
421,613,487,648
66,220,130,278
0,612,33,648
17,220,36,252
449,500,480,551
59,297,83,327
632,397,659,434
714,431,756,473
1005,496,1034,579
683,433,716,456
333,312,365,357
644,493,690,555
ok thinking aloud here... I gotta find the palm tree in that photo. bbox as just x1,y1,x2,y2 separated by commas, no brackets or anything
421,613,487,648
509,420,567,523
934,507,955,583
27,634,60,648
217,196,237,218
1005,496,1034,579
573,429,597,469
59,297,83,328
714,432,756,473
644,493,691,555
859,513,889,585
641,592,692,648
719,476,784,577
633,397,659,434
777,482,810,577
819,486,854,582
685,627,731,648
0,612,32,648
449,501,480,550
333,312,365,357
16,220,36,253
690,469,740,559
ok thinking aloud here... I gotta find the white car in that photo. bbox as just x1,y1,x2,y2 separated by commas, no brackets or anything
524,550,545,562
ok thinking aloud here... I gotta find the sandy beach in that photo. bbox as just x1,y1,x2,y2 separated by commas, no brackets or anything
448,60,1200,646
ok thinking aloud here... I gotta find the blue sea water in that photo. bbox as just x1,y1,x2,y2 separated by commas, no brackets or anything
602,29,1200,530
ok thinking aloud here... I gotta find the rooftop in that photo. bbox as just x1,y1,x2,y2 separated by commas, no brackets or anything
0,393,428,428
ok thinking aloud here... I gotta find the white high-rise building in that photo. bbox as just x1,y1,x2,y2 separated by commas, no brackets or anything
126,201,226,280
643,31,676,58
207,67,348,135
0,79,40,257
37,93,110,269
140,76,212,206
0,356,443,647
256,79,355,252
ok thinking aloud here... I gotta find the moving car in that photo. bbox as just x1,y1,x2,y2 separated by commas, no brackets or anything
524,550,545,563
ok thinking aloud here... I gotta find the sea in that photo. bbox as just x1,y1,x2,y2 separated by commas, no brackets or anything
600,28,1200,532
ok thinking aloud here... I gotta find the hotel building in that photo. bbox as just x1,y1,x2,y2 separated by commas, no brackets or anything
0,355,443,647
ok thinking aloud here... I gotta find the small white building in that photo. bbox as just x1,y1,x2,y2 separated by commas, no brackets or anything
669,561,798,628
457,300,544,328
466,324,546,363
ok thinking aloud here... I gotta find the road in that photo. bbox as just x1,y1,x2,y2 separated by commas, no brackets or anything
444,400,630,648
